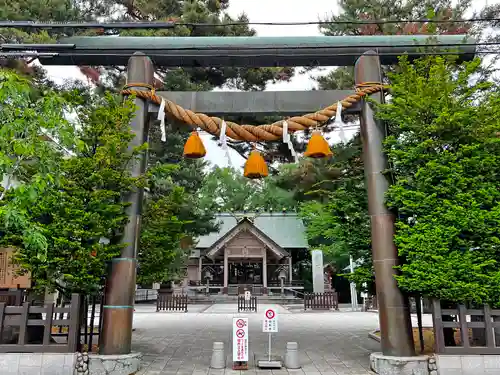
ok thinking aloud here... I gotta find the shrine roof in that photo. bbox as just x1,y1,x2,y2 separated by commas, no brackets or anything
196,212,308,249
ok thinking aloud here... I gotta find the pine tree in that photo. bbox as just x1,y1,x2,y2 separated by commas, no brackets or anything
317,0,479,90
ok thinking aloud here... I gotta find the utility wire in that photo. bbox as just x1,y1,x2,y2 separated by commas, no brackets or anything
174,17,500,26
0,17,498,30
0,21,175,29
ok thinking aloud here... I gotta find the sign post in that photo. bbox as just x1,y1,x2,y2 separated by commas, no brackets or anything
232,317,249,370
258,308,281,368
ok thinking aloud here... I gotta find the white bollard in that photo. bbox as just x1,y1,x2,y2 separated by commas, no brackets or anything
210,341,226,369
285,342,300,369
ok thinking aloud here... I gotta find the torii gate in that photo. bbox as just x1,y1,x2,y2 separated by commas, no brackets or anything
32,34,475,358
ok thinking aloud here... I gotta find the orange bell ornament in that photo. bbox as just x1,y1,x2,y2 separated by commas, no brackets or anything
244,149,269,179
303,130,333,158
183,130,206,159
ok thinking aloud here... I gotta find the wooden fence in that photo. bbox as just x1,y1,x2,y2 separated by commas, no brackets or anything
0,289,26,306
0,294,81,353
432,300,500,354
0,291,104,353
135,289,158,303
238,295,257,312
304,292,339,311
79,294,103,352
156,293,188,312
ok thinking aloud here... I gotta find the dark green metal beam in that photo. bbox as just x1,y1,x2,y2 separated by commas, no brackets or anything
149,90,361,116
34,35,475,67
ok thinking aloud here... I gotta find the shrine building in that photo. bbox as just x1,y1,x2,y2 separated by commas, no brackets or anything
183,212,308,296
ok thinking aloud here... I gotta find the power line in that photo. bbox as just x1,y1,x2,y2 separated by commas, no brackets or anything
175,17,500,26
0,21,175,29
0,17,498,30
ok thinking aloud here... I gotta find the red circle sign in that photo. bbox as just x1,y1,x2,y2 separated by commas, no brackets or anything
236,319,246,328
265,309,275,319
236,329,245,338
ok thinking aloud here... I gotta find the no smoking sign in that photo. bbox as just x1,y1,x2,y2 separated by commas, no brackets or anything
262,308,278,333
232,317,249,362
265,309,275,319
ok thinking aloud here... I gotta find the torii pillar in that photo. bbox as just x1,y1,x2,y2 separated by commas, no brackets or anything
354,51,415,357
100,52,154,355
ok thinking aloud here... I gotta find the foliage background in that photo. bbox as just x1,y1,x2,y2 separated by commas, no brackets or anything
380,56,500,305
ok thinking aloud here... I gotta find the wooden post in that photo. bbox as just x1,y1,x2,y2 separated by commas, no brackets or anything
67,294,81,352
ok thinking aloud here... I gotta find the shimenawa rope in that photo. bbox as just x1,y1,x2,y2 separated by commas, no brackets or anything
121,82,388,142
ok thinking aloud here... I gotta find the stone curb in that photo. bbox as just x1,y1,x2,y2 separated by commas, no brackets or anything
368,329,381,342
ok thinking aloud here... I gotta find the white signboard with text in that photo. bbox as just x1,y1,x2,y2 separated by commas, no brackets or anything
232,318,249,362
262,308,278,333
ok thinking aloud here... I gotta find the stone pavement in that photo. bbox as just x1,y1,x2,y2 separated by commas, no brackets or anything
132,303,380,375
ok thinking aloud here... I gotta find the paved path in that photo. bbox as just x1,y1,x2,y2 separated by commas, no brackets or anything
132,304,380,375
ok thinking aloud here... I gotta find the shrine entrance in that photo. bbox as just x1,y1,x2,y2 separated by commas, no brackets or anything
228,261,263,285
29,31,475,357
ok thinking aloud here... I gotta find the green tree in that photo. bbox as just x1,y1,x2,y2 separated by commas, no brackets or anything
138,162,217,285
317,0,477,90
378,55,500,305
297,137,374,292
1,92,143,295
198,167,296,212
0,70,77,260
278,0,494,293
138,164,189,285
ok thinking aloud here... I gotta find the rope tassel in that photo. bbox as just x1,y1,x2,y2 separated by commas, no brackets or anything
183,130,206,159
244,149,268,179
304,130,333,158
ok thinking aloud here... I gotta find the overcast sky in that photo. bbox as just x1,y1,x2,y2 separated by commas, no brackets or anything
43,0,498,170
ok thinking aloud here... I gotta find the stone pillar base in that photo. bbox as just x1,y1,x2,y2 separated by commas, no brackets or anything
85,352,142,375
370,352,429,375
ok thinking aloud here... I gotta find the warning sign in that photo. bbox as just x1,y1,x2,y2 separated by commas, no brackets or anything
262,308,278,333
232,317,249,362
